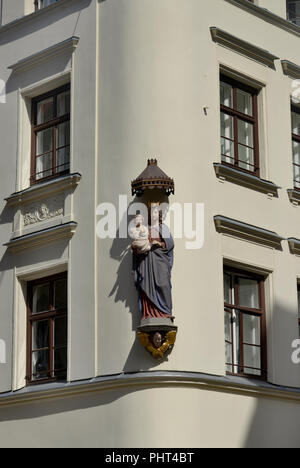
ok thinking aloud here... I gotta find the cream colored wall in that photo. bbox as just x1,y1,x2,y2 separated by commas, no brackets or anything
0,385,299,448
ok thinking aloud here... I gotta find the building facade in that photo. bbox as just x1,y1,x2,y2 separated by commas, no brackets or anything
0,0,300,448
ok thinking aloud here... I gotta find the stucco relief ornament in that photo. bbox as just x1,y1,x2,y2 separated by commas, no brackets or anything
131,159,177,359
23,202,64,226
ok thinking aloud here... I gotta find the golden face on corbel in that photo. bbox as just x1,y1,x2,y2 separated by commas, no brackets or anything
138,330,177,359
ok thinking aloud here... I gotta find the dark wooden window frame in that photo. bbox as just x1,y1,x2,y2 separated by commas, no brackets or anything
220,74,260,178
26,272,68,386
292,105,300,191
31,84,70,185
224,267,267,380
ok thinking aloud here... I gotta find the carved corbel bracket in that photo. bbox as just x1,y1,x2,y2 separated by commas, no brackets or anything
137,318,178,359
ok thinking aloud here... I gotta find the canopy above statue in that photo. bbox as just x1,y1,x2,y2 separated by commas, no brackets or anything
131,159,175,197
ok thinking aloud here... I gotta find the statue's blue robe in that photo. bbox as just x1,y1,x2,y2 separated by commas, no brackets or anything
133,224,174,316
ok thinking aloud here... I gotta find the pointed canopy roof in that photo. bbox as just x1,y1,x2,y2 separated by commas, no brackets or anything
131,159,175,197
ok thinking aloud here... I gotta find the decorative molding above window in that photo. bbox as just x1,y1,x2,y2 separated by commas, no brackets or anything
5,173,81,207
214,215,284,250
4,222,77,253
5,172,81,243
8,37,79,74
281,60,300,79
288,238,300,255
22,197,64,227
214,163,280,197
210,27,279,68
287,189,300,205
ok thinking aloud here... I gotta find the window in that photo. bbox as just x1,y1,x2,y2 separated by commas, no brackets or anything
31,85,70,185
224,268,267,379
287,0,300,26
27,273,68,385
220,75,259,177
35,0,60,10
291,105,300,190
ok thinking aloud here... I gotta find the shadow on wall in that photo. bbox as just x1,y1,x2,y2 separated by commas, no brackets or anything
242,299,300,448
108,199,171,372
0,383,150,424
0,0,92,46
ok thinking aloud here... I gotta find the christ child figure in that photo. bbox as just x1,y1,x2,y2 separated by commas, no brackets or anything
130,214,151,255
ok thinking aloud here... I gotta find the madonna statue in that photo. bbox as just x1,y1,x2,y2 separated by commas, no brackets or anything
132,205,174,320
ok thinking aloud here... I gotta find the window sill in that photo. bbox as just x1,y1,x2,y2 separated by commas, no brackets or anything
5,173,81,248
5,172,81,207
214,163,280,197
288,238,300,256
287,188,300,206
281,60,300,79
4,221,77,253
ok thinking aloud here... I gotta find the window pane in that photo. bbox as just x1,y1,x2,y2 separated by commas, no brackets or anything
32,320,49,350
238,119,254,147
293,140,300,165
56,121,70,148
238,145,255,172
54,317,67,347
221,112,234,139
225,342,233,373
54,348,67,379
237,277,259,308
292,111,300,136
36,128,53,155
243,344,261,376
32,283,51,314
243,314,261,345
225,310,232,342
221,140,235,163
57,147,70,173
233,310,241,372
224,273,232,304
54,279,67,310
220,81,233,108
39,0,59,8
37,97,54,125
36,152,53,180
221,113,234,164
294,163,300,189
236,89,253,116
32,350,49,380
57,91,70,117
